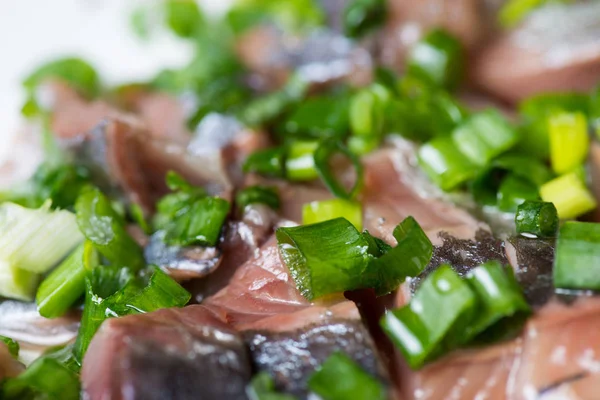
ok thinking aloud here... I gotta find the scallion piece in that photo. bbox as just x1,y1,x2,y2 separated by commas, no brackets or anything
418,136,477,191
0,261,39,302
343,0,386,38
0,202,83,273
549,111,589,175
465,262,530,341
518,92,589,159
276,218,371,300
76,188,145,271
540,172,597,220
36,242,98,319
313,140,364,199
74,266,189,361
286,140,320,181
1,356,80,400
591,85,600,137
308,352,387,400
243,147,286,178
381,265,476,369
0,336,19,358
247,372,296,400
106,267,191,315
554,221,600,290
363,216,433,296
236,185,280,213
164,0,203,38
407,29,463,90
515,201,558,238
278,95,350,140
303,199,362,230
497,174,540,212
471,155,551,207
452,109,519,167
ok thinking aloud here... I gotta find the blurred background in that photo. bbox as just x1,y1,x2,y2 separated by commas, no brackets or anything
0,0,230,159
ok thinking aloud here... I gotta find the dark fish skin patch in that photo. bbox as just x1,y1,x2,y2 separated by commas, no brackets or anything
243,319,389,399
411,230,508,293
127,336,252,400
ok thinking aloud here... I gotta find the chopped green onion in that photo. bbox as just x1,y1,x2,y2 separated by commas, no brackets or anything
498,0,572,28
0,202,83,273
75,188,145,271
540,172,596,220
2,356,80,400
303,199,362,231
279,95,350,140
362,231,392,258
247,372,297,400
363,217,433,296
276,218,371,300
182,197,231,247
240,75,308,126
471,155,552,207
236,185,280,213
0,162,91,210
313,140,364,199
244,147,287,178
308,352,387,400
0,261,40,302
407,29,464,90
153,175,231,247
518,92,589,159
164,0,203,38
0,336,19,358
515,201,558,238
286,140,320,181
343,0,386,38
74,267,134,361
452,109,519,167
381,265,476,369
497,174,540,212
74,266,189,361
348,135,380,156
23,57,100,100
106,267,191,315
548,111,589,174
554,221,600,290
418,136,477,191
350,83,391,137
130,203,151,234
465,262,530,341
36,243,97,318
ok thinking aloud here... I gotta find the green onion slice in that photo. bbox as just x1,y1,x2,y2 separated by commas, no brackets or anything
236,185,280,213
540,172,597,220
418,136,477,191
363,216,433,296
276,218,371,300
75,188,145,271
308,352,387,400
2,356,80,400
549,111,589,175
302,199,362,230
243,147,287,178
465,262,530,341
381,265,476,369
515,201,558,238
313,139,363,199
0,336,19,358
554,221,600,290
247,372,296,400
36,242,99,319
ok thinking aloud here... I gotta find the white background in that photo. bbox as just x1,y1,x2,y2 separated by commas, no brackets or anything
0,0,231,161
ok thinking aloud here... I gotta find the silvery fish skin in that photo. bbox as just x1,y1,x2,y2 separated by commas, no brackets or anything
81,305,252,400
